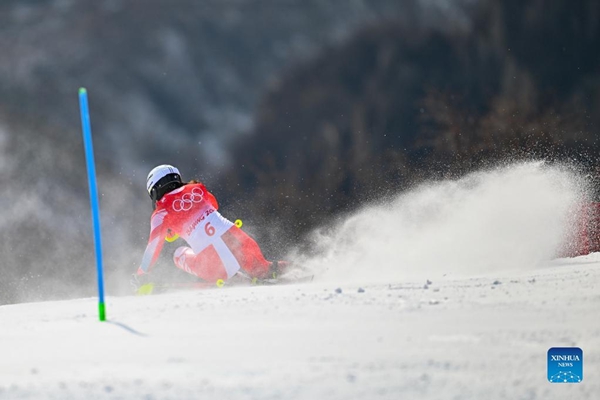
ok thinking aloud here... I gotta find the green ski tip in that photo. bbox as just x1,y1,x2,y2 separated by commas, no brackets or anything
79,87,87,95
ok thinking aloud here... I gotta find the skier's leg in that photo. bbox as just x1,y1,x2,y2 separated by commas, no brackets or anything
173,246,228,282
221,226,273,278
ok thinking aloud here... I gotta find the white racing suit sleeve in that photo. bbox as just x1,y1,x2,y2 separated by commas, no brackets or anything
138,209,168,274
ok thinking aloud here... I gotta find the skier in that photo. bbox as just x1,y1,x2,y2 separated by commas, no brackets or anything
133,164,283,288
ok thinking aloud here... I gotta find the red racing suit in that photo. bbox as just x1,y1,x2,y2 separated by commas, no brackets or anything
137,183,272,282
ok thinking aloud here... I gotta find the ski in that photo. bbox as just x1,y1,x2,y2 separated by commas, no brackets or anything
136,280,225,295
136,273,314,295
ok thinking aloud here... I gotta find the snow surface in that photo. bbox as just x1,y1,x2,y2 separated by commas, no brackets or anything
0,257,599,400
1,162,598,399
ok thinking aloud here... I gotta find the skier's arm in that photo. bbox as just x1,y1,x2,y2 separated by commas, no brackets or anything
137,209,168,275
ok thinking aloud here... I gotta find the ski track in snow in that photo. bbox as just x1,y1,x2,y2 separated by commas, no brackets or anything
0,255,599,400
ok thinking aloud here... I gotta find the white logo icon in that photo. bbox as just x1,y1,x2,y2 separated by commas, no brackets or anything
172,187,204,212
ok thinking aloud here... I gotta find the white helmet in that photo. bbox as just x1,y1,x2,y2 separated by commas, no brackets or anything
146,164,182,202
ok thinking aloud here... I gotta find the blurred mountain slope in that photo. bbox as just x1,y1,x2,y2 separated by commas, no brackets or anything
0,0,414,171
222,0,600,251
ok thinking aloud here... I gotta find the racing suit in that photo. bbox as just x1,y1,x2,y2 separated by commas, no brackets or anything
138,183,272,282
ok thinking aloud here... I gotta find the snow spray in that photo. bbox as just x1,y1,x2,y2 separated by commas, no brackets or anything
78,88,106,321
297,162,589,284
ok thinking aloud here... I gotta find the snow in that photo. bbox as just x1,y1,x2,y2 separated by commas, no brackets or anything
298,162,586,284
1,162,598,399
1,257,599,399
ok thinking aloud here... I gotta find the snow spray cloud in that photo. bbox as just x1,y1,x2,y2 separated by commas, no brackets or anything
297,162,589,284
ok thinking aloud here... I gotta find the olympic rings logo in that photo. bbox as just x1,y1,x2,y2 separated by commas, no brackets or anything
172,187,204,212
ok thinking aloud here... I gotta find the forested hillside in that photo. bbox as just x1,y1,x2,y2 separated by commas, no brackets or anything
222,0,600,250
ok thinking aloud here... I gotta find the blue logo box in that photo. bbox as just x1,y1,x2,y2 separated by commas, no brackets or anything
548,347,583,383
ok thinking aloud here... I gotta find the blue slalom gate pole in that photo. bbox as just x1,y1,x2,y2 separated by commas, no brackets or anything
78,88,106,321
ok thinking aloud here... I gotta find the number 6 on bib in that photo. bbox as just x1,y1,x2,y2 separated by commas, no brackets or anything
205,222,215,236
